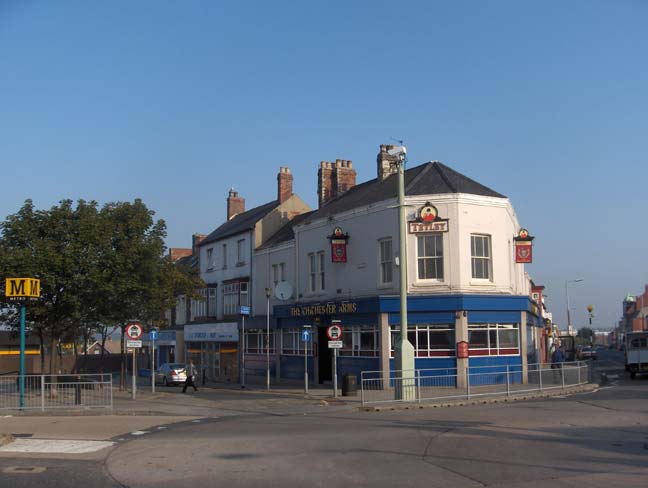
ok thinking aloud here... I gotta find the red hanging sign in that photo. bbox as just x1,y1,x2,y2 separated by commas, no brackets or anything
328,227,349,263
513,228,534,264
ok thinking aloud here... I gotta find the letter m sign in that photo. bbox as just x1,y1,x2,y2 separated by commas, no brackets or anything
5,278,40,298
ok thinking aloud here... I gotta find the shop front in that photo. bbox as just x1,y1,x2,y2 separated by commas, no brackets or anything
274,295,543,385
184,323,239,383
141,329,178,365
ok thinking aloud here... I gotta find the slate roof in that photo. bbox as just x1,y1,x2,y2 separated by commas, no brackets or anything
200,200,280,247
258,211,316,250
175,253,198,269
307,161,505,221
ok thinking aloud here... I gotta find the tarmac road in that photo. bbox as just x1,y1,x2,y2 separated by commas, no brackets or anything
3,350,647,488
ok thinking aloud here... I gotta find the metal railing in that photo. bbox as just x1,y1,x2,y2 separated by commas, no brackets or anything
361,361,590,406
0,374,113,411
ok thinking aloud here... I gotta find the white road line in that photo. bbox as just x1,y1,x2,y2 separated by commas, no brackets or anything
0,439,114,454
130,431,149,436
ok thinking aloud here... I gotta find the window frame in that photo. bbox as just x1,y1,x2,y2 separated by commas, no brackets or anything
339,325,379,358
389,324,455,357
237,239,245,266
468,323,520,356
280,327,313,356
317,251,325,291
308,253,316,293
416,233,444,281
471,234,492,281
378,238,393,285
206,248,214,271
222,243,228,269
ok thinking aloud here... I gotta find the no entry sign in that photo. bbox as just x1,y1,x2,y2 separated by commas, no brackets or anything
125,322,143,340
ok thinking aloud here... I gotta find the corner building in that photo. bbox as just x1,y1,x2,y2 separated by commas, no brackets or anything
251,147,543,384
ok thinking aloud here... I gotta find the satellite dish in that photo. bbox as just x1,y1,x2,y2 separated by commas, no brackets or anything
274,281,293,301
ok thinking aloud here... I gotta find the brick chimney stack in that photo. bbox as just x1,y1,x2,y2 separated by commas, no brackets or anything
377,144,399,180
192,233,207,255
277,167,293,203
317,159,356,207
226,189,245,220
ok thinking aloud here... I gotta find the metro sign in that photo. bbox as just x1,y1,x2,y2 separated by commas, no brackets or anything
5,278,40,300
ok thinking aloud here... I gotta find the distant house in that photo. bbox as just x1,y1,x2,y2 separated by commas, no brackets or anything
85,339,122,355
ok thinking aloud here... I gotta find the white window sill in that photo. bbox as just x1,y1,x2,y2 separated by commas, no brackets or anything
470,279,495,287
412,280,445,286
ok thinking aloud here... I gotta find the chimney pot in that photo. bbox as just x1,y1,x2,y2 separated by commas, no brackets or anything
277,166,293,204
227,189,245,220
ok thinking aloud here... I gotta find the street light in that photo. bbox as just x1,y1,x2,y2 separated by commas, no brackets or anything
565,278,584,329
265,287,271,391
388,145,415,399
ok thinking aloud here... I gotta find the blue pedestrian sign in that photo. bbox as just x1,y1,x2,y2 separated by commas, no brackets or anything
240,306,250,316
302,330,311,342
150,330,158,341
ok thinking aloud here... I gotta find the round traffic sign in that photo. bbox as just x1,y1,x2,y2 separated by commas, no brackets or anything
125,322,143,340
327,324,343,341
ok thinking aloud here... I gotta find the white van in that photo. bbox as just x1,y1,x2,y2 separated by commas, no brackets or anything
625,332,648,379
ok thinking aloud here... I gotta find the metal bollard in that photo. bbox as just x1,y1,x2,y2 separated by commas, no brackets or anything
506,365,510,397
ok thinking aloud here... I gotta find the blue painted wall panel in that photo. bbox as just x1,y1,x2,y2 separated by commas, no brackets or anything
468,311,521,324
389,312,455,325
337,357,380,382
244,354,277,376
279,356,315,380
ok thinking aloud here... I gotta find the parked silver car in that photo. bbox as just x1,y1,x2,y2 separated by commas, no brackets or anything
155,363,187,386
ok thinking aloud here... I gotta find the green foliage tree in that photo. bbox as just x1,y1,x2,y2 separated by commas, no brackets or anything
0,199,204,379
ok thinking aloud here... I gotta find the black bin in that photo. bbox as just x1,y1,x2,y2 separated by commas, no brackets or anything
342,373,357,396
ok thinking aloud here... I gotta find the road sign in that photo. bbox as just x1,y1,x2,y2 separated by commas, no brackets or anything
5,277,40,300
327,324,343,341
150,329,158,341
125,322,143,340
240,306,250,316
302,330,311,342
328,340,343,348
126,340,142,349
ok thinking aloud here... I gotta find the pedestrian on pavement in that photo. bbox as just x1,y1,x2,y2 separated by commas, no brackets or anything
183,360,198,393
551,343,565,383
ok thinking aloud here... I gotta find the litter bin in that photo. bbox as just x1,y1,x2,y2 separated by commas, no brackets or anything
342,373,357,396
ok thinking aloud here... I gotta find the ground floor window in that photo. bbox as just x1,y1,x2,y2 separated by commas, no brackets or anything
390,325,455,357
340,325,379,357
468,323,519,355
244,329,275,354
280,327,312,355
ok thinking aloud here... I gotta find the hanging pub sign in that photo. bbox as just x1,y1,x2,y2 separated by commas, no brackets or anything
514,228,535,263
408,202,449,233
328,226,349,263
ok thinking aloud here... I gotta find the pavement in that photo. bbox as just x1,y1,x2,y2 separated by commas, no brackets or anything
1,349,644,487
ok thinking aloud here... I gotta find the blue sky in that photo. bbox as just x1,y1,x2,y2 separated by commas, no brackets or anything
1,1,647,330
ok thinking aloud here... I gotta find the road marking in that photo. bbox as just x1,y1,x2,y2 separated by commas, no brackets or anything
2,466,47,474
0,439,114,454
130,431,149,436
607,374,619,379
156,426,167,430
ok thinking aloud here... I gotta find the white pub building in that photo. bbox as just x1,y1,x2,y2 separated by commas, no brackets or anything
247,145,543,385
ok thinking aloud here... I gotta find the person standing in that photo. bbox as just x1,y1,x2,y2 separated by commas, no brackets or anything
551,343,565,383
183,360,198,393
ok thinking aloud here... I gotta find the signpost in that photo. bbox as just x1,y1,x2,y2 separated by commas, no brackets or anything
302,325,312,394
327,322,343,398
150,329,158,394
240,306,250,388
4,278,40,410
126,322,143,400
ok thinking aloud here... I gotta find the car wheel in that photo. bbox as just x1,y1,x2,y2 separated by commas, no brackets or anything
163,377,168,386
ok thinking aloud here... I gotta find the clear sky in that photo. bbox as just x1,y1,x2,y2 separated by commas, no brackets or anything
1,1,647,330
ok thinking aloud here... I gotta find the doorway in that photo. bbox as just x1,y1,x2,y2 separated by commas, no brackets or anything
318,326,332,383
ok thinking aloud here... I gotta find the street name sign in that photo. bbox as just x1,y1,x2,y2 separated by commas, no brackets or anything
328,340,343,348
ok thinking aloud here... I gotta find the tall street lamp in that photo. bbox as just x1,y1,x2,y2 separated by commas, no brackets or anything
388,145,415,399
565,278,584,329
265,287,271,391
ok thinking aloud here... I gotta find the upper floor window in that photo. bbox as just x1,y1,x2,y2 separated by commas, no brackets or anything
308,253,316,292
222,243,228,269
317,251,325,291
417,234,444,280
379,238,393,284
206,248,214,270
237,239,245,266
272,262,286,287
471,234,492,280
207,287,217,317
223,280,248,316
191,288,208,319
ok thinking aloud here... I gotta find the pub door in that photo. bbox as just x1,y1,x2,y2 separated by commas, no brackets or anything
317,325,332,384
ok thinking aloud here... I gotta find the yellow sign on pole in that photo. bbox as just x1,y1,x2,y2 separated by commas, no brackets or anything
5,278,41,299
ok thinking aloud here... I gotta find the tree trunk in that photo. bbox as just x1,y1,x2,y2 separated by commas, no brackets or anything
38,330,45,374
100,326,108,360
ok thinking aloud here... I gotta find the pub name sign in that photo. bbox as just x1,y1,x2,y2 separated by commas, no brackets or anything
290,301,358,317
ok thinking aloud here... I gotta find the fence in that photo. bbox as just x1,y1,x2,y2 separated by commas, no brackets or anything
0,374,113,411
360,361,590,407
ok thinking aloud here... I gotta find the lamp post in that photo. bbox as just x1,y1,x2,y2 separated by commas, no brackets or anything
565,278,584,330
265,287,271,391
388,145,415,399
